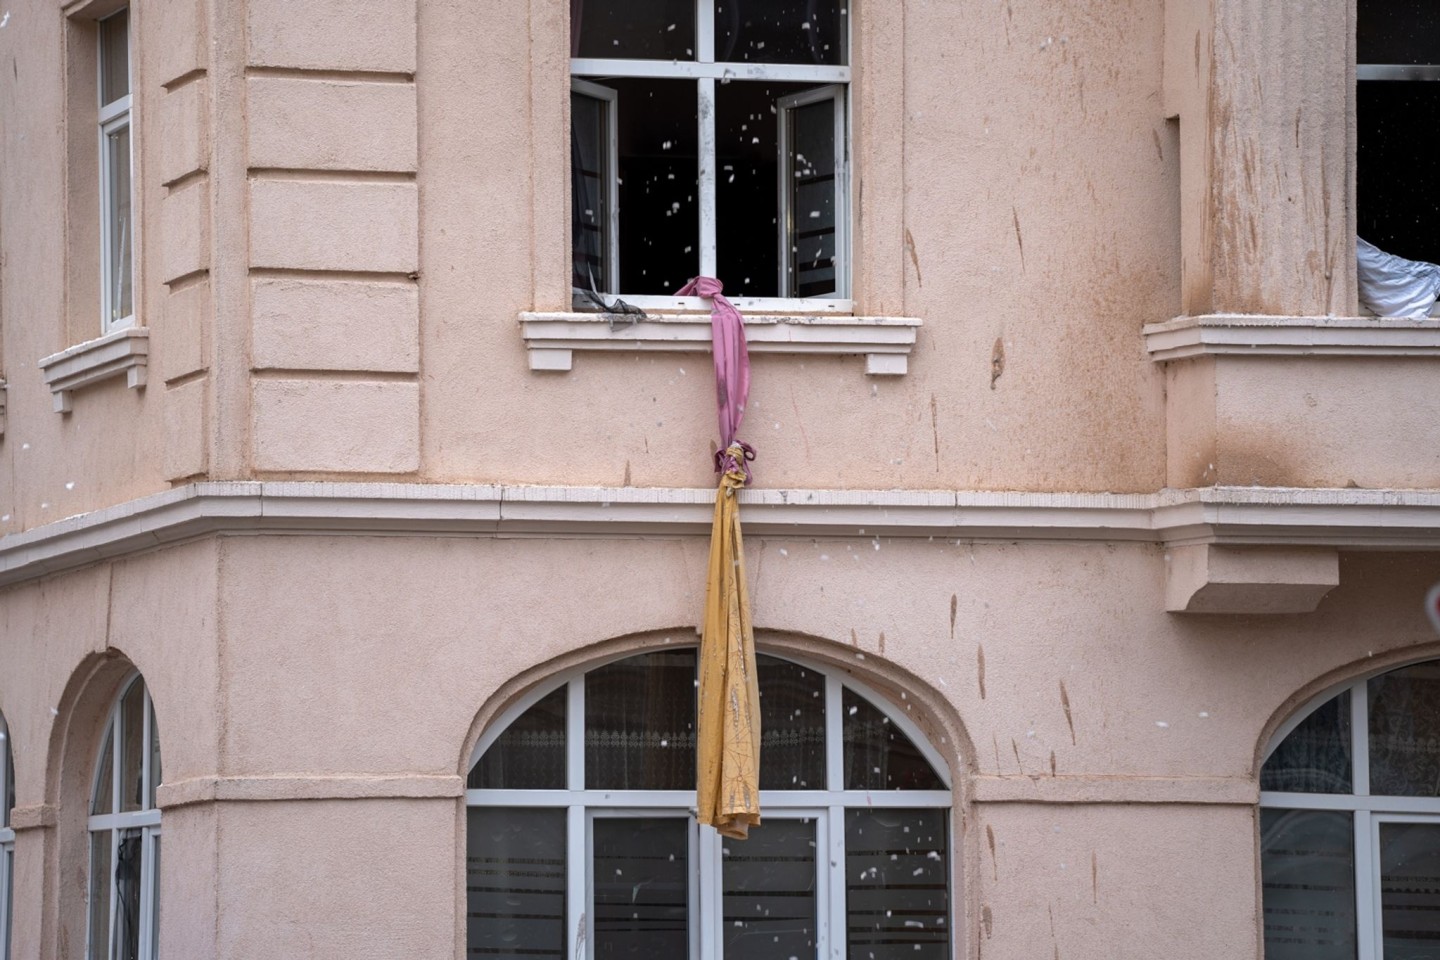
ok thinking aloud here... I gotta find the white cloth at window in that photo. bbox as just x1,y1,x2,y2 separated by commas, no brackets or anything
1357,237,1440,318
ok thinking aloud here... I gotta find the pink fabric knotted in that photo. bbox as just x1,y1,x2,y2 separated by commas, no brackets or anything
677,276,754,481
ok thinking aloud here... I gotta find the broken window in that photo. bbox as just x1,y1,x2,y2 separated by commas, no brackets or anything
569,0,851,307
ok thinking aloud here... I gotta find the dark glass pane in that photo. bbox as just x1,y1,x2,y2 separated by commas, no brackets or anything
586,651,696,790
147,707,162,811
466,808,567,960
843,689,944,791
593,79,699,297
106,121,134,326
93,726,115,816
1370,663,1440,796
115,828,142,960
1358,82,1440,265
572,0,695,61
715,0,847,66
471,687,568,790
593,818,689,959
1358,0,1440,65
757,655,825,790
99,10,130,105
119,681,145,813
1260,809,1357,960
572,88,614,294
785,94,838,297
1261,690,1352,794
846,809,949,960
90,832,112,960
1380,821,1440,957
723,818,816,958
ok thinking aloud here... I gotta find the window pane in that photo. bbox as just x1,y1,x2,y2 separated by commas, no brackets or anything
99,11,130,105
105,122,134,327
147,709,161,811
784,94,838,298
757,655,825,790
116,829,142,960
722,818,816,959
1358,0,1440,65
586,651,696,790
602,79,699,297
471,686,568,790
467,808,567,960
1380,821,1440,957
846,809,950,960
93,727,115,816
593,818,689,959
1261,690,1352,794
571,0,694,61
1259,808,1357,960
89,832,112,960
1358,82,1440,265
1370,663,1440,796
119,681,145,813
714,0,847,66
572,90,613,294
714,81,830,300
843,689,944,791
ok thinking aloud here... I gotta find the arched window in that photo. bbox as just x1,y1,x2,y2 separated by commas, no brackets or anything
1,712,14,960
466,649,953,960
1260,660,1440,959
88,675,161,960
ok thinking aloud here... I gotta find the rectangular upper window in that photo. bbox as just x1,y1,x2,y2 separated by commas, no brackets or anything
569,0,851,309
98,9,134,333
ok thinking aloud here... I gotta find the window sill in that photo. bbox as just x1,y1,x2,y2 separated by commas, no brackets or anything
1143,314,1440,362
520,312,922,375
38,327,149,413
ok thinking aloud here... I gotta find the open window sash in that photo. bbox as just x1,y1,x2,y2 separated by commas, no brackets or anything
571,79,620,300
778,84,846,300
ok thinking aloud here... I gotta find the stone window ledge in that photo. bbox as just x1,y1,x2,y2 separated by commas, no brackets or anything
38,327,149,413
1143,314,1440,362
520,312,922,375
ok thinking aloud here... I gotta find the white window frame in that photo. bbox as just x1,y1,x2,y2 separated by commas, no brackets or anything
569,1,853,313
97,9,134,335
86,675,160,960
570,78,621,296
777,84,847,300
1260,667,1440,960
0,713,14,960
467,650,953,960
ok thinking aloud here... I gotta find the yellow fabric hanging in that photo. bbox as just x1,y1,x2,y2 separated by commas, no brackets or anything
696,445,762,840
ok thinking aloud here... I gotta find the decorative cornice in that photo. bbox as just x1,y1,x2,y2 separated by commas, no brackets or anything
519,312,921,375
37,327,149,413
2,483,1440,587
1143,314,1440,362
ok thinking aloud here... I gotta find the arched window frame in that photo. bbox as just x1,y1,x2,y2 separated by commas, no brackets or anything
1259,660,1440,960
87,674,161,960
465,647,954,960
0,712,14,960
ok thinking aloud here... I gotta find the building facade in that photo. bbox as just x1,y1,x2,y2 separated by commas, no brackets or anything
2,0,1439,957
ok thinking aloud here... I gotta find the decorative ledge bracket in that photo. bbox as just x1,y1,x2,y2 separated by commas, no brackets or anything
38,327,149,413
1143,314,1440,362
1164,544,1340,614
520,312,922,375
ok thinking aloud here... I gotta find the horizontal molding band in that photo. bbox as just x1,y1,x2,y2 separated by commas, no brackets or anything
971,775,1259,806
3,482,1440,586
158,774,464,808
1143,314,1440,361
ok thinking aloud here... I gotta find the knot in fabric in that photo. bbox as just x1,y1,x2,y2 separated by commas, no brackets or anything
716,442,756,486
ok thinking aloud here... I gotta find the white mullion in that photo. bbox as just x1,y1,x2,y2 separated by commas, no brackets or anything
570,58,849,83
567,804,586,960
1352,679,1370,798
827,804,845,960
696,0,715,63
141,694,152,812
137,830,154,960
833,87,849,299
581,811,595,960
88,811,162,833
825,675,843,791
107,826,119,960
567,679,585,792
693,822,711,960
698,77,717,278
776,97,791,296
1358,812,1378,960
98,95,130,126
